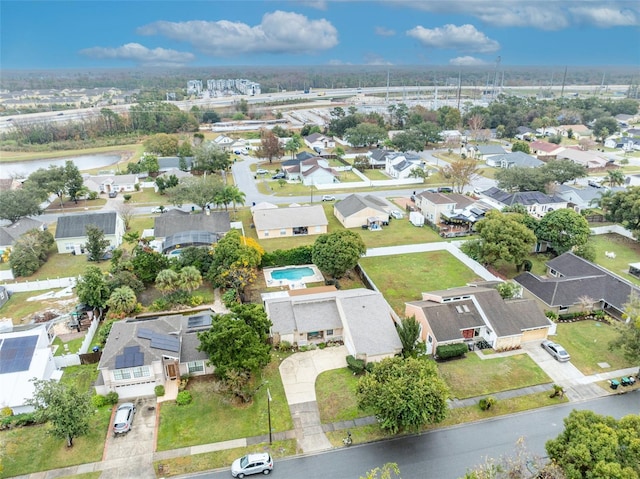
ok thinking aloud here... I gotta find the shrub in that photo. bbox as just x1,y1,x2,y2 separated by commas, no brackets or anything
318,342,326,349
155,385,166,397
176,390,192,406
123,194,132,202
105,391,119,405
522,260,533,272
92,395,108,408
346,355,366,374
1,406,13,417
545,310,558,321
436,343,468,359
479,396,496,411
179,375,190,392
189,295,204,307
260,245,313,268
550,384,565,398
277,340,292,352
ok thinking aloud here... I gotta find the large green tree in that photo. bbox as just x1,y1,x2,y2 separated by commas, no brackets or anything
391,130,424,152
473,211,537,268
344,123,387,147
542,160,587,185
536,209,590,254
166,175,225,212
192,143,231,174
85,224,110,262
397,316,426,359
0,189,43,223
197,308,271,378
356,357,449,434
546,410,640,479
143,133,179,156
207,229,262,290
312,230,366,279
26,380,93,448
609,292,640,364
9,229,54,277
64,161,84,204
76,265,110,310
601,186,640,238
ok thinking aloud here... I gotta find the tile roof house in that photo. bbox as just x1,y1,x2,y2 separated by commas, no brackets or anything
333,194,390,228
54,211,124,254
384,152,423,179
83,174,139,195
153,210,230,254
263,288,402,362
95,313,215,399
0,325,59,414
252,205,328,240
514,252,640,319
480,187,568,219
405,286,552,354
529,141,564,159
486,151,544,169
0,218,45,250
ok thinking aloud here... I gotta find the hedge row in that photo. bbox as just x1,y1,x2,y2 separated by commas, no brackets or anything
436,343,468,359
261,246,313,268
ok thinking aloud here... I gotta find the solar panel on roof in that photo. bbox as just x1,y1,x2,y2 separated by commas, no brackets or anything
114,345,144,369
0,335,38,374
137,328,154,340
187,315,212,330
150,335,180,352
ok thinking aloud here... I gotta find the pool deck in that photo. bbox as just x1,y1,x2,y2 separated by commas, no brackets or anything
263,265,325,289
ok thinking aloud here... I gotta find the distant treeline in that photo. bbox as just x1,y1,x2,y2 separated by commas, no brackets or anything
1,65,638,92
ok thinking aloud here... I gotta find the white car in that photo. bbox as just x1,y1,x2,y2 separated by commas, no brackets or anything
541,340,571,362
321,195,336,201
231,453,273,477
151,206,166,213
256,169,269,175
390,210,404,219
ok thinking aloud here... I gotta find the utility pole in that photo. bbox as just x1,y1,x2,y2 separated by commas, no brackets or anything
560,66,568,99
267,388,273,444
456,70,462,111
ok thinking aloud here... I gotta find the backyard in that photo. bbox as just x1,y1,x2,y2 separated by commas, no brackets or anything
359,251,481,314
588,234,640,286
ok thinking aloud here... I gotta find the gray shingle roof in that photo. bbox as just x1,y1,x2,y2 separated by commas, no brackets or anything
483,187,564,206
253,205,328,230
154,211,230,238
0,218,44,246
478,145,507,155
493,152,544,168
515,252,640,312
334,194,388,217
55,212,118,239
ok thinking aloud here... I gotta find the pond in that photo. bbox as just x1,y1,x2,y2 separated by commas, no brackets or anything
0,154,122,178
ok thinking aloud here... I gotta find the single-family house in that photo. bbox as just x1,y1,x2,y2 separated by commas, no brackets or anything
555,148,610,169
284,157,340,186
0,325,59,414
440,130,463,144
405,286,552,354
55,211,125,254
557,124,593,140
212,134,235,149
529,141,564,159
555,184,624,213
480,187,568,219
83,174,139,195
156,168,192,182
0,178,23,192
263,287,402,363
0,218,45,250
626,174,640,186
615,114,636,127
252,205,328,240
367,148,393,169
515,126,535,141
486,151,544,169
604,137,640,152
384,152,423,179
95,312,215,399
476,144,507,162
153,210,230,254
304,133,335,151
333,194,390,228
157,156,194,172
415,192,475,226
535,127,559,137
515,252,640,320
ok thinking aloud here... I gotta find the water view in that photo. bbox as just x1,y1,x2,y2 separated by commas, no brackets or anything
0,154,122,178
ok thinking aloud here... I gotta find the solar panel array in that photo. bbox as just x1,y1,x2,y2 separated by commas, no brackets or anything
137,328,180,352
187,314,212,331
0,335,38,374
115,345,144,369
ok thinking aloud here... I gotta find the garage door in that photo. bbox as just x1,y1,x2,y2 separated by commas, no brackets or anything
522,328,548,342
114,381,156,399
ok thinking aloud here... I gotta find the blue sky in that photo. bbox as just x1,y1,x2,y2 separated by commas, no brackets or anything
1,1,639,69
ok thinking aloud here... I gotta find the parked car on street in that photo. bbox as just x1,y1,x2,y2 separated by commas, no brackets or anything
541,340,571,362
256,169,269,175
321,195,336,201
272,172,286,179
113,402,136,435
231,453,273,477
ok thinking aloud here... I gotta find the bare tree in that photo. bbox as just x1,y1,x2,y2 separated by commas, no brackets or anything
115,202,135,231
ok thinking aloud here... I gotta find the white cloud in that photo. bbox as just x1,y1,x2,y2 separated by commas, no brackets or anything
364,53,393,65
387,1,640,30
449,56,489,66
298,0,328,9
407,24,500,53
79,43,194,67
328,59,352,65
375,26,396,36
138,11,338,56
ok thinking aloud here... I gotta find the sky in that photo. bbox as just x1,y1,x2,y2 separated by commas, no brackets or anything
1,0,639,70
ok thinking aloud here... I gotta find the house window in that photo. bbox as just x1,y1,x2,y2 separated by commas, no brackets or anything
113,369,131,380
427,335,433,343
307,331,323,340
280,229,287,236
326,329,334,336
264,231,269,237
187,361,204,374
132,366,150,378
114,366,150,381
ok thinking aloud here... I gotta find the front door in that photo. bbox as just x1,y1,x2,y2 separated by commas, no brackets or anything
166,362,178,379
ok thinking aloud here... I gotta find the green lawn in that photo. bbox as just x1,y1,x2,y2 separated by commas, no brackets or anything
588,234,640,286
60,364,100,393
0,407,111,478
359,251,482,314
52,335,84,356
316,368,374,423
0,289,72,325
437,353,551,399
156,355,293,451
553,321,634,375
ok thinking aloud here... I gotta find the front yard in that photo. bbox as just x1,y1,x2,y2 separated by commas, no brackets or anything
359,251,482,314
156,355,293,451
553,321,634,375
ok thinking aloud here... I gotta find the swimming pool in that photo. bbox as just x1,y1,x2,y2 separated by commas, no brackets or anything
270,266,315,281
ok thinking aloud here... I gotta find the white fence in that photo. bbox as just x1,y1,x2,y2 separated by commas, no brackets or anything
590,224,636,240
2,277,76,293
52,314,100,369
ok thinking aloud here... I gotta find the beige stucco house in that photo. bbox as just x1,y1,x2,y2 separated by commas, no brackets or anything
252,204,328,240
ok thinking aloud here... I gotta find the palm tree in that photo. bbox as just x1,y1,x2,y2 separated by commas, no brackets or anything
227,185,246,212
589,188,614,212
107,286,137,315
284,134,302,159
605,169,625,188
178,266,202,293
155,269,179,294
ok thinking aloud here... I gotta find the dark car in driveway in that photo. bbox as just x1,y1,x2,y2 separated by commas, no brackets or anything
108,191,118,198
272,172,286,179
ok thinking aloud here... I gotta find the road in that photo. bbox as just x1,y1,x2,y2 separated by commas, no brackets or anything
191,392,639,479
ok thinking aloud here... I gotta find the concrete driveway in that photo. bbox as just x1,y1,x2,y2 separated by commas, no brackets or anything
101,397,157,478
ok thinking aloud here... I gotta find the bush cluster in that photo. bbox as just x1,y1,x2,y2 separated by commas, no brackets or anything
479,396,496,411
92,395,108,408
176,390,192,406
155,385,166,397
346,355,366,374
0,412,44,430
436,343,468,359
106,391,119,405
261,246,313,268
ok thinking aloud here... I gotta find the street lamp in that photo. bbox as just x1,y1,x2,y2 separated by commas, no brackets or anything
267,388,273,444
